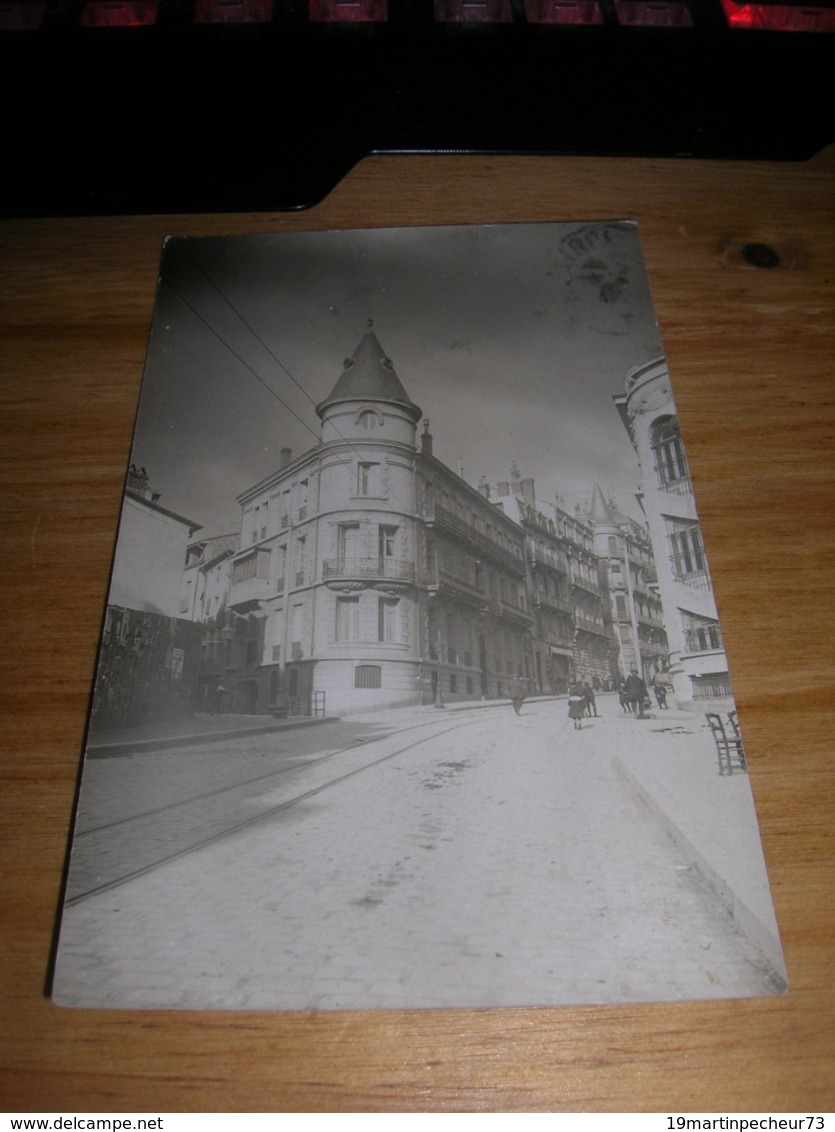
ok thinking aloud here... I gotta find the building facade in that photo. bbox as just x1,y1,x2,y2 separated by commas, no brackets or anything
92,466,204,730
491,476,594,694
418,434,532,704
190,332,675,716
615,357,732,710
587,483,668,686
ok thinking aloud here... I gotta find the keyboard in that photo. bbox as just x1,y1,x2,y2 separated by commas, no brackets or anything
2,0,833,216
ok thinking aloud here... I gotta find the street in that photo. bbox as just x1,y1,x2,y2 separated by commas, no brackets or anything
54,695,784,1010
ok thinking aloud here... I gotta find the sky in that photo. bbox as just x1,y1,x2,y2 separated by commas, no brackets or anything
130,221,667,538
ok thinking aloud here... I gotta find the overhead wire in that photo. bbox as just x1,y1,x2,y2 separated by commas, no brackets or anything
162,275,321,444
177,249,423,520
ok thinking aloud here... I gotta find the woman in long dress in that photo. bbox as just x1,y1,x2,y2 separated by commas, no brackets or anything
568,682,586,730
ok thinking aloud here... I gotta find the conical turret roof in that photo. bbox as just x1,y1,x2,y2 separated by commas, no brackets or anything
589,483,617,526
316,331,422,422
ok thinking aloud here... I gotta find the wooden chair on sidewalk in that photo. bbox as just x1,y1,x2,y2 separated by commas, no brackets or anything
705,711,747,776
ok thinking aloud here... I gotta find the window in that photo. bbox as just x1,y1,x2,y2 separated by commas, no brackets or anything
379,597,399,642
682,611,723,653
338,523,360,571
275,545,287,588
355,664,381,689
379,524,397,567
295,537,306,585
358,461,381,496
337,596,360,641
291,603,304,655
358,409,379,430
691,672,733,700
651,416,690,492
667,520,708,584
297,479,309,521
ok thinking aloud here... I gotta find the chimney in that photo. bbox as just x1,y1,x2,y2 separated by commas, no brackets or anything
280,447,292,468
496,481,509,496
126,464,152,499
478,480,491,499
421,419,433,457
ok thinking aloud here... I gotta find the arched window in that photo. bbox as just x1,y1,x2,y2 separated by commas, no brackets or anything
356,407,382,431
650,415,689,491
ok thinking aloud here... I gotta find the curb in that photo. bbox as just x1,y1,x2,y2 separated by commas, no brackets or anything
614,757,787,988
87,715,334,759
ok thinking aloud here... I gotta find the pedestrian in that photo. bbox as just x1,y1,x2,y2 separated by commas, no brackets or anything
618,680,632,713
211,683,226,715
510,675,526,716
582,680,597,717
623,669,648,718
653,678,668,709
568,681,586,730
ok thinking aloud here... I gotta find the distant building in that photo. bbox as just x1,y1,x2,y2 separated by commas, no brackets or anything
556,500,613,687
491,474,597,694
615,357,732,710
110,465,202,617
92,466,204,730
181,533,239,711
587,484,668,686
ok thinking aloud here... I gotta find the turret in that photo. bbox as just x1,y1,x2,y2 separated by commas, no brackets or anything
315,329,422,448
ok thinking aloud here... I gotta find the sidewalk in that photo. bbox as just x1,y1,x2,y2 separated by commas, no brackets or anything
85,694,556,757
607,706,786,979
86,711,329,758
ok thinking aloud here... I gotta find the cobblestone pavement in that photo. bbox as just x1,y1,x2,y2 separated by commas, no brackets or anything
53,695,785,1010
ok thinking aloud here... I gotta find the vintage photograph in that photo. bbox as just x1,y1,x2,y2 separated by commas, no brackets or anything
52,222,786,1010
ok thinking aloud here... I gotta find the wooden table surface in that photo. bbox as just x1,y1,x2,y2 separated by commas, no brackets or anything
1,149,833,1113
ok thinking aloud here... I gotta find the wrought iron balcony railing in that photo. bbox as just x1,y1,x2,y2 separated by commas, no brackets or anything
323,557,416,583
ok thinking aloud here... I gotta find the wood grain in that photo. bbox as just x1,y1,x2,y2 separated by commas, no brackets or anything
1,149,833,1112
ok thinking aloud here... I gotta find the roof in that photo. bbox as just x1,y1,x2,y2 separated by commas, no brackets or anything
315,331,422,423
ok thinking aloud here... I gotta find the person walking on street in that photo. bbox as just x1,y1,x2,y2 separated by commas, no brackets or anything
568,681,586,730
623,670,648,718
510,675,526,716
582,680,597,717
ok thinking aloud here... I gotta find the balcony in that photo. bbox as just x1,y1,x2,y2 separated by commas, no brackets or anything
496,598,535,628
426,564,485,606
535,591,574,615
427,505,526,576
528,543,568,574
574,615,609,637
569,573,604,598
637,610,666,629
323,557,416,586
229,548,271,610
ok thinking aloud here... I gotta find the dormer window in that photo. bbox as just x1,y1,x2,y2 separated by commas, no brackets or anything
356,407,383,431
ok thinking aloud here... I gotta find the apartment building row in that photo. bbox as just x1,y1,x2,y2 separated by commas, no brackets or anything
180,330,675,716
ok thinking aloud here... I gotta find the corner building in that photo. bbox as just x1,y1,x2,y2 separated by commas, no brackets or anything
615,357,731,710
226,330,530,716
